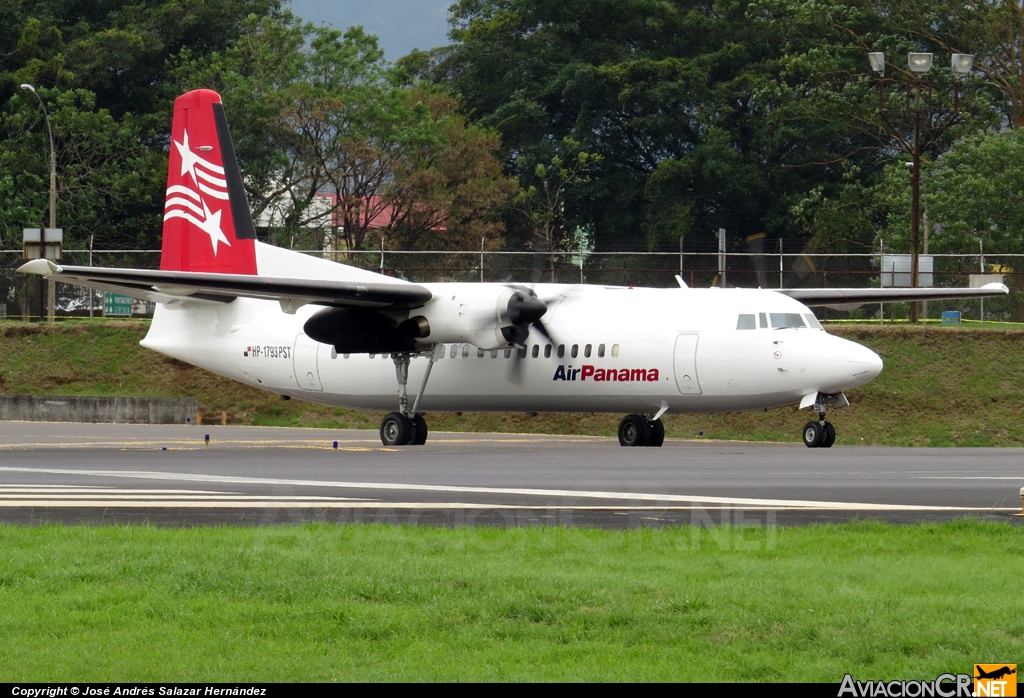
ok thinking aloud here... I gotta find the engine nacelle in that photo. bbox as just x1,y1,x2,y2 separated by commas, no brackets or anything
303,306,417,354
404,283,544,350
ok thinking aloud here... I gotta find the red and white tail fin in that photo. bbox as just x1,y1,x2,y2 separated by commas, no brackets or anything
160,89,258,275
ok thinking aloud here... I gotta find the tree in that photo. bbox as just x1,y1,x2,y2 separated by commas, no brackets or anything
887,130,1024,254
177,15,516,253
0,88,163,248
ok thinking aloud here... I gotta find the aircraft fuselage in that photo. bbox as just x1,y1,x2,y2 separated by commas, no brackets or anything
141,284,883,415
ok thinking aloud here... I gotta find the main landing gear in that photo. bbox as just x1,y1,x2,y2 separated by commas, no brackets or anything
380,348,440,446
618,414,665,447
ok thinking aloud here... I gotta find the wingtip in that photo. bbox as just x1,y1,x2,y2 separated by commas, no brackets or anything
16,259,59,276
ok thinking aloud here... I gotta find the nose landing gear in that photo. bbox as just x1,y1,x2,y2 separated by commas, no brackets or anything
801,392,844,448
802,419,836,448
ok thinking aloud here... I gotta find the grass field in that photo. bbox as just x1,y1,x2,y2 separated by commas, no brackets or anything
0,521,1021,681
2,319,1024,445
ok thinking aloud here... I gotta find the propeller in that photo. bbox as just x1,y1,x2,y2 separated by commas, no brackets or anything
501,290,547,346
501,286,559,387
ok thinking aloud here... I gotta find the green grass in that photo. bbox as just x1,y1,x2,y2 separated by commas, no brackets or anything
3,319,1024,446
0,521,1021,681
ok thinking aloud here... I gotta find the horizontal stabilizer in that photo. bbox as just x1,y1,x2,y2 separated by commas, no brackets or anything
779,283,1009,307
17,262,432,309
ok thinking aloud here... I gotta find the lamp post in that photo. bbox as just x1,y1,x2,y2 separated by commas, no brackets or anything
867,52,973,323
20,83,57,322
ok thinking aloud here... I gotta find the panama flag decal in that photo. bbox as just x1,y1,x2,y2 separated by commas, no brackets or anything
165,129,231,254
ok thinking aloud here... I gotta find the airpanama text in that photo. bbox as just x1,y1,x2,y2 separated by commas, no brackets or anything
552,365,659,382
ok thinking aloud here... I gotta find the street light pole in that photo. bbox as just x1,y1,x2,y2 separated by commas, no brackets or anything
910,80,922,323
868,52,973,324
20,83,57,322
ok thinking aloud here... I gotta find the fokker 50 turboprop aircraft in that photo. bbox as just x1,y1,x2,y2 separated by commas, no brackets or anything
19,90,1009,448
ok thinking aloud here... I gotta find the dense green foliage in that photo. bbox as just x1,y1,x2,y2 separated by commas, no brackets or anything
2,1,1023,256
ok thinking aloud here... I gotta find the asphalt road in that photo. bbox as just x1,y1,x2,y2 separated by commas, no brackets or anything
0,422,1021,528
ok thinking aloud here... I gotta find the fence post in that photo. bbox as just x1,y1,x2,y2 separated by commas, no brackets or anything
480,236,485,283
380,235,385,275
89,235,94,319
778,238,783,288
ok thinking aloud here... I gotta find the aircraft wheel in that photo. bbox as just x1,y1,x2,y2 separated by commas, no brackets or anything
821,421,836,448
410,414,428,445
646,419,665,447
381,412,412,446
802,421,824,448
618,414,651,447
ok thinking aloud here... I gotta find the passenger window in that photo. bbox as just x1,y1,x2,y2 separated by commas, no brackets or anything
571,344,579,358
369,353,376,359
450,345,457,359
770,313,807,329
477,348,485,358
557,345,565,358
491,350,498,358
518,347,527,358
598,344,605,358
383,353,389,359
584,344,592,358
612,344,620,358
532,345,539,358
736,314,756,330
544,345,552,358
505,348,513,358
759,312,768,328
803,313,824,329
462,345,470,358
343,354,350,359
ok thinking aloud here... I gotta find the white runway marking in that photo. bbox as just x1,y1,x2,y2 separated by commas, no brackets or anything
917,476,1024,480
0,466,1013,511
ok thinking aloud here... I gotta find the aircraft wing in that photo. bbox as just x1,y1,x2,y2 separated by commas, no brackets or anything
779,283,1010,306
16,259,432,309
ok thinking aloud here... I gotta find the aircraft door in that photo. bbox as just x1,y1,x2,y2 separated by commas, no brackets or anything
293,334,323,391
673,333,702,395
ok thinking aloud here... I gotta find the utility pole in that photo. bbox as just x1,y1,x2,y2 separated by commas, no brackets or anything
20,83,58,322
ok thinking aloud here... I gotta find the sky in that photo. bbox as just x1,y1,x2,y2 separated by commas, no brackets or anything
286,0,453,61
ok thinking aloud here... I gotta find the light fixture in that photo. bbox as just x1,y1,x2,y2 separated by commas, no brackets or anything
908,53,933,73
868,52,886,75
951,53,974,74
20,83,34,92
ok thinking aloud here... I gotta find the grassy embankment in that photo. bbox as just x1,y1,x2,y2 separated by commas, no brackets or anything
2,319,1024,446
0,521,1021,681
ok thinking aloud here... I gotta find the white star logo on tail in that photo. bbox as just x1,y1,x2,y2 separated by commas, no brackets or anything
165,129,232,255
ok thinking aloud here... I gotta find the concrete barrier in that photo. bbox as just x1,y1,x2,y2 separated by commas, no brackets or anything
0,395,198,424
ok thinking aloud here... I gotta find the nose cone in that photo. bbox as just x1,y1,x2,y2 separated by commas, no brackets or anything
815,336,883,393
831,335,880,388
845,343,883,388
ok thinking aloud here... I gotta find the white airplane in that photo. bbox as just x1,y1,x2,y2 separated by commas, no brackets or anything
19,89,1009,448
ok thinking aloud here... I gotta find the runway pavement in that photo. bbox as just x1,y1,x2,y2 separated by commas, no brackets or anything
0,422,1021,527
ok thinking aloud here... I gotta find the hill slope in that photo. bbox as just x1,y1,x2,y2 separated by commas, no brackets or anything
2,320,1022,446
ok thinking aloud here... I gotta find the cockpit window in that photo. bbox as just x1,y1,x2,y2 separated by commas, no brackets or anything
803,313,824,329
759,312,768,328
769,313,807,329
736,314,756,330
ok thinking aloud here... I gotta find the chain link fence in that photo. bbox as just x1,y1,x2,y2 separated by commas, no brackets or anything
2,248,1021,323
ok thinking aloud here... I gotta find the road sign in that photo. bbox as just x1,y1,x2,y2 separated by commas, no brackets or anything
103,293,133,316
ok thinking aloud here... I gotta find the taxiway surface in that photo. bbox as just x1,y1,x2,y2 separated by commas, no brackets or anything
0,422,1021,527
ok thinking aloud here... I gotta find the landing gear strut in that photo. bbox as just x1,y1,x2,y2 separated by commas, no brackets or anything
802,393,840,448
380,347,440,446
618,413,665,447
